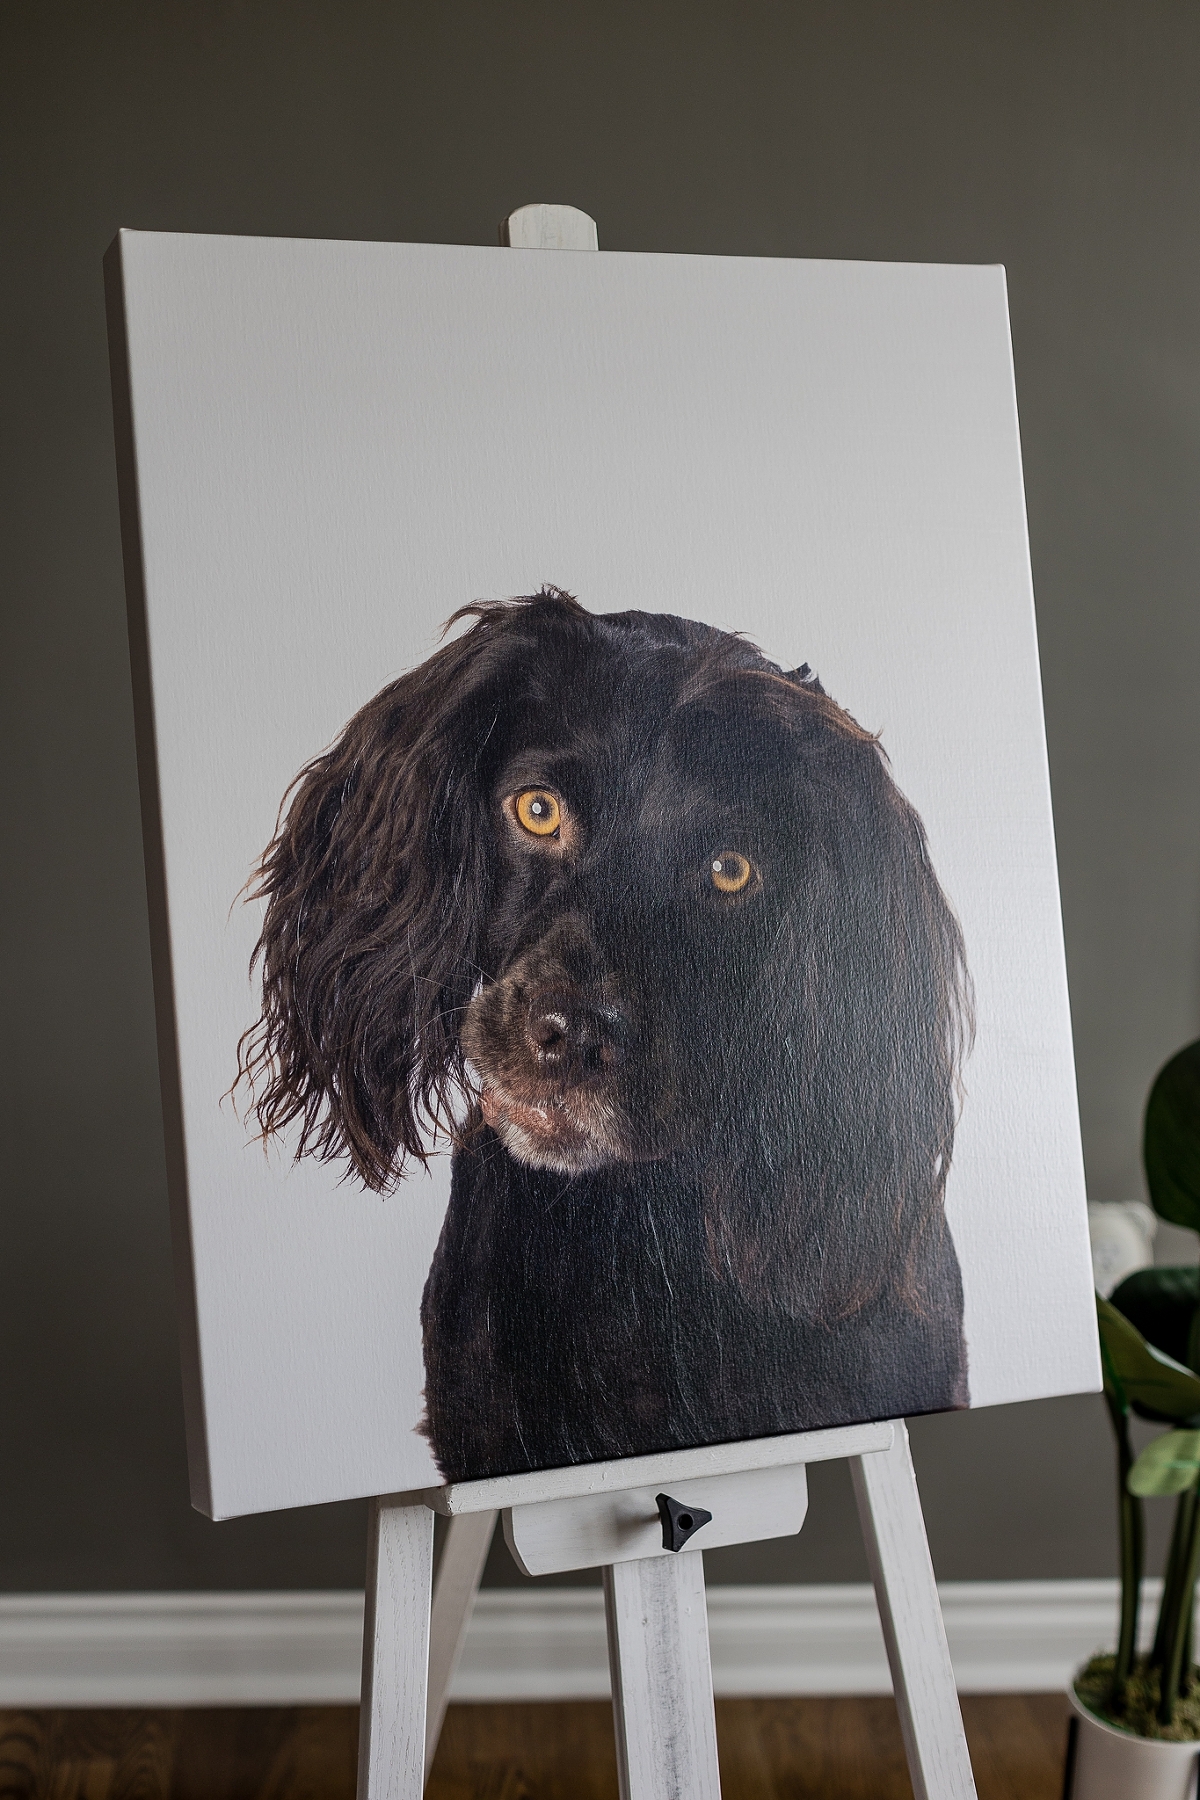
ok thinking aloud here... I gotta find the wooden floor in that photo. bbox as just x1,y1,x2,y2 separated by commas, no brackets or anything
0,1695,1070,1799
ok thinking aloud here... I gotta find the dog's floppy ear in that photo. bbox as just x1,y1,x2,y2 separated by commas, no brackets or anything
703,680,972,1326
237,615,520,1191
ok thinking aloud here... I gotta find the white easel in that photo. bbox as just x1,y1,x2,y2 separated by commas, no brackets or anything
352,204,979,1800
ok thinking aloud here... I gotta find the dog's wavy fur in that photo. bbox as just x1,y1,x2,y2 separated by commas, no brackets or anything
239,589,973,1481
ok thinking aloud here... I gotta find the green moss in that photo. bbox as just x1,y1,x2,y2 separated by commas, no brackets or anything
1076,1652,1200,1742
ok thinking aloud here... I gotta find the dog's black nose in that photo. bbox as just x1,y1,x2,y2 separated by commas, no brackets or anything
526,990,630,1077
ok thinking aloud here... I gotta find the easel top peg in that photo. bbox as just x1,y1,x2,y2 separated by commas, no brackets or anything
501,203,599,251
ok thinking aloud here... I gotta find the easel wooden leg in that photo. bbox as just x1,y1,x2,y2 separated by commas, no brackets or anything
603,1550,722,1800
850,1422,977,1800
423,1509,497,1783
357,1497,434,1800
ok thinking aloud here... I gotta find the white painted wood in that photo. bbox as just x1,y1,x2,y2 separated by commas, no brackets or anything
423,1510,496,1781
504,1462,808,1576
502,203,599,250
604,1553,722,1800
427,1420,892,1515
357,1500,433,1800
0,1579,1178,1707
454,1578,1173,1703
851,1424,977,1800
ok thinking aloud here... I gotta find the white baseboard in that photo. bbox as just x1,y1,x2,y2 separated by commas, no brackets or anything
0,1579,1139,1708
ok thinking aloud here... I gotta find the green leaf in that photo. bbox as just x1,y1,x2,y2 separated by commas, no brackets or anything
1128,1430,1200,1497
1145,1039,1200,1231
1110,1266,1200,1371
1097,1297,1200,1423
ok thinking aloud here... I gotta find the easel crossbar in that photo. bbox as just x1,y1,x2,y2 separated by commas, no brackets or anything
423,1418,894,1516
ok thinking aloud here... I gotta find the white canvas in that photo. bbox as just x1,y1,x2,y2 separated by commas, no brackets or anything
108,229,1099,1519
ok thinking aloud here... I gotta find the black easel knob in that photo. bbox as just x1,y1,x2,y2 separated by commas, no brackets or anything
656,1492,713,1552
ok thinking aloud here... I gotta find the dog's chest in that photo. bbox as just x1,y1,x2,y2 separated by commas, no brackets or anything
435,1146,713,1384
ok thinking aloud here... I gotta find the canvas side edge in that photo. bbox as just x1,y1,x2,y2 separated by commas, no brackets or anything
993,261,1102,1398
103,233,216,1519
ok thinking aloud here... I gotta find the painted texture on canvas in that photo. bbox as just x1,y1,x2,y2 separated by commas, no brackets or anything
107,231,1099,1517
238,590,971,1483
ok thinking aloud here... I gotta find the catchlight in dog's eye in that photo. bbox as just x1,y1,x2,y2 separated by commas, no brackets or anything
515,790,562,836
710,852,753,894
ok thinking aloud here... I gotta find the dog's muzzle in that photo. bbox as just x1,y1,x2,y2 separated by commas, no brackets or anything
465,979,639,1174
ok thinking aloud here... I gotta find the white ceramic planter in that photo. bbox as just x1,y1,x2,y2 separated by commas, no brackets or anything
1067,1690,1200,1800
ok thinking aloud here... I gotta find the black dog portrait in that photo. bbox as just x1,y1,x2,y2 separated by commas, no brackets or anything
240,589,972,1483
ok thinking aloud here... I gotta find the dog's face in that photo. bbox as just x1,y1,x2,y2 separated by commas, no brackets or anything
461,670,802,1175
240,589,970,1322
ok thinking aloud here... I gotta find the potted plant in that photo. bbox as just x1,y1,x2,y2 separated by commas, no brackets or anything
1066,1039,1200,1799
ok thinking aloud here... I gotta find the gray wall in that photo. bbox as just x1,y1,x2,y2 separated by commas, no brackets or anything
2,0,1197,1595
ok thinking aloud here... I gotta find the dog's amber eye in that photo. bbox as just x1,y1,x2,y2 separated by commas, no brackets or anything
515,790,562,837
710,852,753,895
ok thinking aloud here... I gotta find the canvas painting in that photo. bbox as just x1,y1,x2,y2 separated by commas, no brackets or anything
107,230,1100,1517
